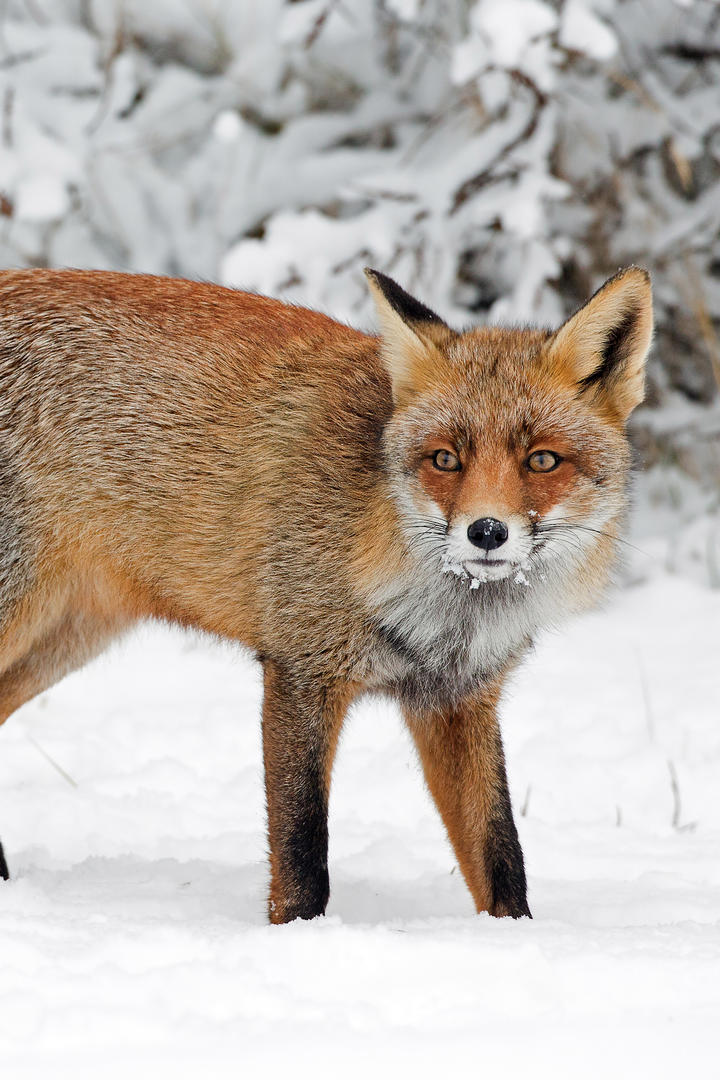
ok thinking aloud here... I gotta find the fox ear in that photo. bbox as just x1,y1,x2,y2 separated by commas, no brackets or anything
545,267,653,422
364,268,451,404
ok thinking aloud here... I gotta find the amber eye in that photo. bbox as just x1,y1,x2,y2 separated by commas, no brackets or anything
432,449,461,472
527,450,561,473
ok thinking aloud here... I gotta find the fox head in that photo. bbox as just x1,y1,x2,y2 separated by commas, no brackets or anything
365,266,653,588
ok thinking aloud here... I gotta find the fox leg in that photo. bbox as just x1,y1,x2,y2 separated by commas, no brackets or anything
0,608,127,880
0,608,125,726
262,659,352,924
403,683,531,918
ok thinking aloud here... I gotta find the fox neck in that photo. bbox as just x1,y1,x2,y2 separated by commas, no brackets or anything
355,490,615,711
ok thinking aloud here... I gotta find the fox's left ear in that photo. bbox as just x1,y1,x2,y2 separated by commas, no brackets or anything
544,267,653,422
364,268,454,404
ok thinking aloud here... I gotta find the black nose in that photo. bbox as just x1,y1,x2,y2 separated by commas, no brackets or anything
467,517,509,551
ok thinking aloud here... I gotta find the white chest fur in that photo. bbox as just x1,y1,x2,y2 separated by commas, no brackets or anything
363,556,577,708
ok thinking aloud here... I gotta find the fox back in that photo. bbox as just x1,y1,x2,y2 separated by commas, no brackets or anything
0,266,652,922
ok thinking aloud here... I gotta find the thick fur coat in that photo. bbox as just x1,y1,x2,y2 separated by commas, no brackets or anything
0,266,652,922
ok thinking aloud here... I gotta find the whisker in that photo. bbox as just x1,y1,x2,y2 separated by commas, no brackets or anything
404,533,447,556
537,521,649,557
532,534,587,559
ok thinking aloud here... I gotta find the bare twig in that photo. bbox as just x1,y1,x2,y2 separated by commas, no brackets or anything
450,69,546,215
682,255,720,395
667,759,697,832
666,137,693,194
667,759,681,829
2,84,12,148
304,0,352,50
26,732,78,788
520,785,531,817
85,19,126,136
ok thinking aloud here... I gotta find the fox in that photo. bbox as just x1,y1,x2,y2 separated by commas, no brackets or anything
0,265,652,922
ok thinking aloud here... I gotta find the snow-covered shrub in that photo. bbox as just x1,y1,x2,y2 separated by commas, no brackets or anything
0,0,717,496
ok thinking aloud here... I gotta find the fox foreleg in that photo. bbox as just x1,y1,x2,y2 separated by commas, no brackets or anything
404,684,531,919
261,659,350,924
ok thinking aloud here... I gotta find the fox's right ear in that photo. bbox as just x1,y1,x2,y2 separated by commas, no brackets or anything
364,269,453,404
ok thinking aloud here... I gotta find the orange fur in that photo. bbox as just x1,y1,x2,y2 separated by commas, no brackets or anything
0,266,652,920
403,674,527,916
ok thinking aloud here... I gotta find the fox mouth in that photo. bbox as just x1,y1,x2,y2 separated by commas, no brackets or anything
465,557,509,569
463,557,514,582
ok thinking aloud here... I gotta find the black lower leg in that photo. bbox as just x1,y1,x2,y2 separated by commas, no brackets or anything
0,839,9,881
273,771,330,922
263,660,344,924
485,771,531,918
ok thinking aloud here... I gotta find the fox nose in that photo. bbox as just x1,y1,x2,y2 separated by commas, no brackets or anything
467,517,509,552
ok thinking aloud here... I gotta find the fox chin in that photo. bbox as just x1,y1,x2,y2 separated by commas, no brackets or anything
0,263,652,923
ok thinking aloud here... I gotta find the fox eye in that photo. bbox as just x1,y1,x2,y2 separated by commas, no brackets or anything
527,450,561,473
432,449,461,472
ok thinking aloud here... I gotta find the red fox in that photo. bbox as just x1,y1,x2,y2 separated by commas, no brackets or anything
0,266,652,922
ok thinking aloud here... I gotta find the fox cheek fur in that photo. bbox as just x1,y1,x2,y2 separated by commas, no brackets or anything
0,265,652,924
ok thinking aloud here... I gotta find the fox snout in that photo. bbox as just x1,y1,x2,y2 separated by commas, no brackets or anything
467,517,509,552
441,510,535,583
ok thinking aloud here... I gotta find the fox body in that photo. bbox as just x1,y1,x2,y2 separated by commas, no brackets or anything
0,266,652,922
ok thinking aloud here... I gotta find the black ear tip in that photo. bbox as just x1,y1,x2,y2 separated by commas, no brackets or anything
364,269,446,327
364,267,389,287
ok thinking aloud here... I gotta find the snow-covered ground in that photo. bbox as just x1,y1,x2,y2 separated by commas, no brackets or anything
0,550,718,1078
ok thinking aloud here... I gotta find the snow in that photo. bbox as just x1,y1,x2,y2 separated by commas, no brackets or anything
14,175,70,224
0,1,717,1067
1,551,718,1075
386,0,421,19
212,110,244,143
469,0,558,69
560,2,618,61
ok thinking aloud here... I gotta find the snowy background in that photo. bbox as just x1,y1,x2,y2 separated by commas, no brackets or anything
0,0,718,1075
